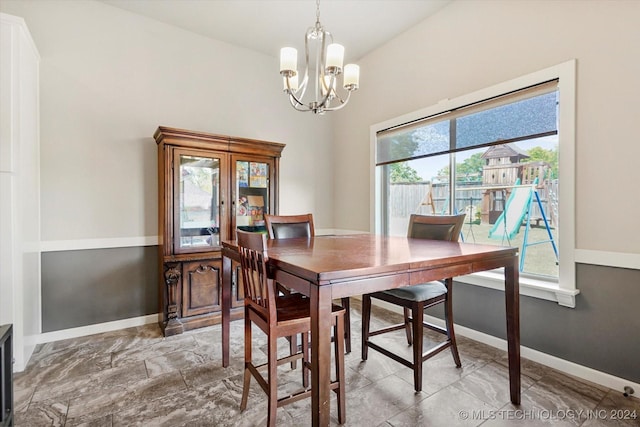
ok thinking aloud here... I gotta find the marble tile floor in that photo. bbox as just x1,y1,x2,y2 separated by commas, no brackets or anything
14,301,640,426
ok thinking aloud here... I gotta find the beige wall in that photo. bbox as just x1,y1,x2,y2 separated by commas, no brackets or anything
0,0,335,242
333,0,640,255
2,0,638,252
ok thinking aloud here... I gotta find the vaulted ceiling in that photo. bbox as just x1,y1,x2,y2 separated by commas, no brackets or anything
100,0,451,62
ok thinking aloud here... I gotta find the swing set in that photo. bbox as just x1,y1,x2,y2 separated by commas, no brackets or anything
488,178,558,271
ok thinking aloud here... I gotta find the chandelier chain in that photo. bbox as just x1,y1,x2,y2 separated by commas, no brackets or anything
315,0,322,32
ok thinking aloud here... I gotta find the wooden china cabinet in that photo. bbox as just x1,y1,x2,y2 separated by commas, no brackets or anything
154,126,285,336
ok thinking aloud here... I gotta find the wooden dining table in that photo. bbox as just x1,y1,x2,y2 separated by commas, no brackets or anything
221,234,520,427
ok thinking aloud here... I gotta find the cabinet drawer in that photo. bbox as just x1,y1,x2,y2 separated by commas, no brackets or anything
181,260,221,317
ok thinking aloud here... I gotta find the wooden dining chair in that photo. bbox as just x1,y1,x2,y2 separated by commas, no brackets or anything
237,230,346,426
361,213,466,392
265,213,352,354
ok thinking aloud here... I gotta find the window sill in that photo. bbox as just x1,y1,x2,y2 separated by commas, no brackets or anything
458,270,579,308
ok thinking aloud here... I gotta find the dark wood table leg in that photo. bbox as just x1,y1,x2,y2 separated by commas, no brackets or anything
310,285,333,427
505,255,521,404
222,252,231,368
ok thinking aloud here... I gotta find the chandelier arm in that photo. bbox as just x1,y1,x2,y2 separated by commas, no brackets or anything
315,72,336,110
289,95,312,112
296,26,318,99
314,28,324,104
291,100,313,113
285,87,319,113
297,69,309,99
314,91,334,112
286,88,309,109
283,72,308,102
323,91,352,112
331,86,350,103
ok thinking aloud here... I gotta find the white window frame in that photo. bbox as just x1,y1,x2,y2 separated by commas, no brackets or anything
370,60,578,307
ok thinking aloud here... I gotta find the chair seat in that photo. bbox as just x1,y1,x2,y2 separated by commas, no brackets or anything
275,293,345,323
376,281,447,302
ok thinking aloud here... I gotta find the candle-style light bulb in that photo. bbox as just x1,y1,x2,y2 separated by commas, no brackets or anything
283,74,299,92
326,43,344,72
343,64,360,90
280,47,297,74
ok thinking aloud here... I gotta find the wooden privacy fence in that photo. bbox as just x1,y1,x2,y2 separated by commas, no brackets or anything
389,181,556,227
389,182,483,218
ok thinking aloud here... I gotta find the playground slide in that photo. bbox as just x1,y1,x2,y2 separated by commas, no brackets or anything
488,178,535,241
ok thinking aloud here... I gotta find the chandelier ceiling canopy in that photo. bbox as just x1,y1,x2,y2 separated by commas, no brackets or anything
279,0,360,115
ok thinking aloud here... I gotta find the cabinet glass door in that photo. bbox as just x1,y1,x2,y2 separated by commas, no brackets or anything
175,152,223,252
235,160,269,234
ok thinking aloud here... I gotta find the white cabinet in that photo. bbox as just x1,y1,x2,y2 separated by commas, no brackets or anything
0,13,41,372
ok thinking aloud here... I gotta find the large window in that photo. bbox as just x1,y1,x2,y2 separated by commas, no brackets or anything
372,61,577,306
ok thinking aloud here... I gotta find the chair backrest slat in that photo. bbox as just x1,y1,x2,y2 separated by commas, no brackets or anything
265,214,315,239
407,213,466,242
237,230,276,318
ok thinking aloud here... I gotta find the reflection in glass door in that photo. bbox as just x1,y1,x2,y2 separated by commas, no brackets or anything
235,160,269,233
177,154,220,250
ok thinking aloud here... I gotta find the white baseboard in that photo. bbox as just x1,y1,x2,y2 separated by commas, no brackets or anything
371,298,639,399
11,343,36,373
14,314,158,373
35,314,158,345
452,319,640,399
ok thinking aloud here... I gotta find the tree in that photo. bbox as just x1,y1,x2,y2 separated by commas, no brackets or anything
526,146,558,179
390,162,422,183
456,153,484,180
378,133,419,165
437,152,484,182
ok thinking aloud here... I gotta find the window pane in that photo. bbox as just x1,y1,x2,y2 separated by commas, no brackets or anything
376,84,558,165
376,120,450,164
456,91,558,150
383,154,451,236
453,138,559,278
377,83,560,281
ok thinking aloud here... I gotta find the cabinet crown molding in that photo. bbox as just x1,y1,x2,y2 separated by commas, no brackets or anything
154,126,285,157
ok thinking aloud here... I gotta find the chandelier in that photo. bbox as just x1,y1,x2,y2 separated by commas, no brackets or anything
279,0,360,114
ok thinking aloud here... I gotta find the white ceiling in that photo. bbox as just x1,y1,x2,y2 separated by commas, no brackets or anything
99,0,451,62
